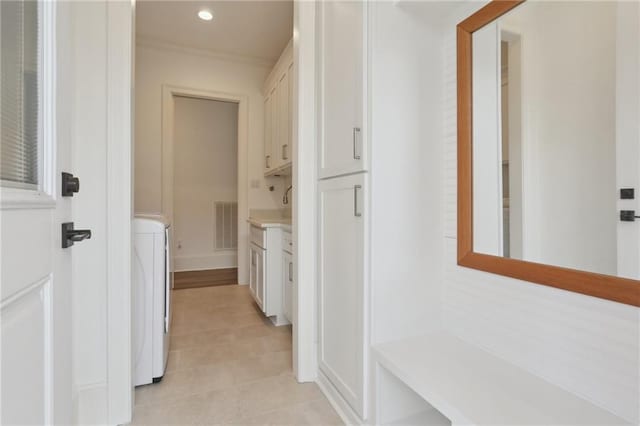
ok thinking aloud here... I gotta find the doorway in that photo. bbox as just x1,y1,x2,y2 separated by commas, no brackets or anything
172,96,240,289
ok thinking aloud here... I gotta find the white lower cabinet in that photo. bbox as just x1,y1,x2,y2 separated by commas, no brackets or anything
282,250,293,323
318,173,367,419
248,224,290,326
249,243,265,311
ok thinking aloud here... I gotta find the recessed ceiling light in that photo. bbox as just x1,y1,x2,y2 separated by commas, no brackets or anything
198,9,213,21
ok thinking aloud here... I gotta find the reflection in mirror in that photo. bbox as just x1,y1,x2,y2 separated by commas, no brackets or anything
472,1,639,278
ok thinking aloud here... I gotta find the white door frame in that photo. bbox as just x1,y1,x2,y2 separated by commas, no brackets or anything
161,85,249,283
105,1,133,424
292,0,318,382
103,5,320,422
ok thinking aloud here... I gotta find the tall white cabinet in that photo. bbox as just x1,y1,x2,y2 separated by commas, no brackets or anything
316,0,369,421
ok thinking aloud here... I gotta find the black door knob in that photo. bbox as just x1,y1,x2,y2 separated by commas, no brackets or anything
62,172,80,196
62,222,92,248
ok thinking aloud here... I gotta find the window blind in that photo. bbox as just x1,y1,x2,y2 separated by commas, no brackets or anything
1,0,40,188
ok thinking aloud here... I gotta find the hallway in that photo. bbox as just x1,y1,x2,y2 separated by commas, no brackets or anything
132,285,341,425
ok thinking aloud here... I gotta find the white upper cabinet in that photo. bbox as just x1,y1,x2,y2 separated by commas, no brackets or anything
264,93,273,172
264,39,293,176
317,1,367,178
276,70,290,169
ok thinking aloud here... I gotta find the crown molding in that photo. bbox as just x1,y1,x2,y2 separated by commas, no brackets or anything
136,36,276,69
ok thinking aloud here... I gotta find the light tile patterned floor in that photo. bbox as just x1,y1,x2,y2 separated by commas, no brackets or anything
132,284,342,425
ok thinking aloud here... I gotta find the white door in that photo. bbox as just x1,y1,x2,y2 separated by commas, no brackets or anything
318,173,367,418
1,1,76,424
317,0,366,178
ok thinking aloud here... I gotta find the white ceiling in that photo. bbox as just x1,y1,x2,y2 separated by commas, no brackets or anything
136,1,293,65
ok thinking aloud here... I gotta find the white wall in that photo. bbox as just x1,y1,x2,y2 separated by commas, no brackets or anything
369,2,444,345
173,96,238,271
135,42,289,283
438,2,639,422
616,0,640,280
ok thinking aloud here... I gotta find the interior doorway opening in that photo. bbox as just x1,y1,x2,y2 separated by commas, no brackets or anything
172,96,240,289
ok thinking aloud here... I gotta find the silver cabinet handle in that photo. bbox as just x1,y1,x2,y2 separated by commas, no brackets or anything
353,127,361,160
282,144,289,160
266,155,271,169
288,262,293,282
354,185,362,217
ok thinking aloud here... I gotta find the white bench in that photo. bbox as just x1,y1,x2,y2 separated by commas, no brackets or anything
373,333,630,426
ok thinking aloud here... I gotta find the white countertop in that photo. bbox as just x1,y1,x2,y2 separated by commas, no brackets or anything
248,217,292,232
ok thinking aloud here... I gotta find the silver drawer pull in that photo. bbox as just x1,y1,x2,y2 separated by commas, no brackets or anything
354,185,362,217
288,262,293,282
265,155,271,168
282,144,289,160
353,127,361,160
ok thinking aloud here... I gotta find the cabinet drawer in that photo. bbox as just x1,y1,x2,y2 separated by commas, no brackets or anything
250,225,266,249
283,231,293,254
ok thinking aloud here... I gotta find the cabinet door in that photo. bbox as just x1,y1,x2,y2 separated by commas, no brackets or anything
282,250,293,323
275,71,290,168
318,173,367,418
270,86,278,170
317,1,366,178
249,244,265,311
264,94,273,172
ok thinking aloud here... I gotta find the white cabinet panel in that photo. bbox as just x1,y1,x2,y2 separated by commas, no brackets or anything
317,1,367,178
318,173,367,417
249,243,265,311
264,94,273,172
269,87,278,171
282,250,293,323
272,71,289,170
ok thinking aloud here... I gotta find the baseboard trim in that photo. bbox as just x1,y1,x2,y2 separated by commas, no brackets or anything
174,251,237,272
317,370,364,426
75,381,108,425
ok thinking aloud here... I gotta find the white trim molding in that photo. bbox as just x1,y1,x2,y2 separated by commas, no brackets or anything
292,0,319,383
106,1,133,424
174,251,238,272
317,371,364,426
137,36,275,69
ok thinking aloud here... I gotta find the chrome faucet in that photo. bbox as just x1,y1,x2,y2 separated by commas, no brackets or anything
283,185,293,205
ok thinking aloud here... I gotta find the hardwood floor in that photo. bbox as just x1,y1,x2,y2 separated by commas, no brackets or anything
174,268,238,290
132,285,342,425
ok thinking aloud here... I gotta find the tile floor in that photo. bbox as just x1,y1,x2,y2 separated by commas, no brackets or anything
132,284,342,425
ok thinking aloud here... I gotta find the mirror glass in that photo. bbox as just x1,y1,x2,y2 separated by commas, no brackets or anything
472,1,639,278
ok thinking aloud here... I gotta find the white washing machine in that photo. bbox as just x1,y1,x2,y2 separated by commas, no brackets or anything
133,215,172,386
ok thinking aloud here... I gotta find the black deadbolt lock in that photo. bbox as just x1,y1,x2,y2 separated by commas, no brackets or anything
62,172,80,197
620,188,635,200
62,222,92,248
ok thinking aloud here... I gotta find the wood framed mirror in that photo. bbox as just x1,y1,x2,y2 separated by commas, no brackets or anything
457,0,640,306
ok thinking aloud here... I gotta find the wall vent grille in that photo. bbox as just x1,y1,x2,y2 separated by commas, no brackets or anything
214,201,238,250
